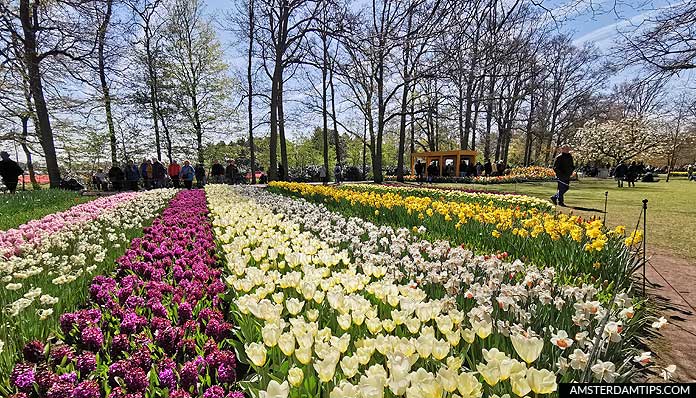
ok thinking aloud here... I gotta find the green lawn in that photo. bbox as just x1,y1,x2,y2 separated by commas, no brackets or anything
413,177,696,262
0,189,92,231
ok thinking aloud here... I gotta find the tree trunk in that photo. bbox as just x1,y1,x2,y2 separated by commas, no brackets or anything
268,60,280,181
248,0,256,183
321,32,329,184
97,0,117,164
146,42,162,161
20,115,37,187
278,77,288,180
329,63,340,165
20,0,60,188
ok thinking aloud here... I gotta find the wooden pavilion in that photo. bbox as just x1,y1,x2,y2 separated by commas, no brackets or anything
411,150,478,177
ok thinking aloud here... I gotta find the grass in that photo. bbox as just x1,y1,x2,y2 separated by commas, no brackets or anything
408,177,696,262
0,189,92,231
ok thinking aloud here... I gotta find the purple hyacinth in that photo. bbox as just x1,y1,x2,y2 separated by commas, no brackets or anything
226,392,245,398
158,367,176,390
46,381,75,398
10,363,35,392
110,334,130,357
72,380,100,398
123,367,149,392
59,372,78,384
75,352,97,374
80,327,104,351
50,345,75,365
203,386,225,398
22,340,45,363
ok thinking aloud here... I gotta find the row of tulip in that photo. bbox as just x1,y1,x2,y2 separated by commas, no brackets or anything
341,184,553,211
3,189,243,398
267,182,641,292
2,192,142,258
0,189,177,376
386,167,564,185
206,185,661,398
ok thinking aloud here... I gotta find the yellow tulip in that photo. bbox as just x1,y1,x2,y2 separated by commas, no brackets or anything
510,333,544,364
526,368,557,394
245,342,267,367
456,372,483,398
288,367,304,387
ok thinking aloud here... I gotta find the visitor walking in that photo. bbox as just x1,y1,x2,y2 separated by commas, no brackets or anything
626,161,639,188
414,160,424,184
152,159,166,188
168,160,181,188
688,164,694,181
551,145,575,207
225,160,239,184
483,159,492,177
427,161,439,183
108,163,124,191
93,169,108,191
195,163,206,188
140,159,153,190
319,164,327,185
124,160,140,191
334,163,343,184
614,161,627,188
180,160,195,189
475,161,483,177
211,160,225,184
0,151,24,193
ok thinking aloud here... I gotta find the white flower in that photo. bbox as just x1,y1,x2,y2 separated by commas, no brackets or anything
259,380,289,398
652,316,668,329
633,352,651,365
550,330,573,350
590,361,619,382
662,365,677,381
568,349,589,370
0,339,4,354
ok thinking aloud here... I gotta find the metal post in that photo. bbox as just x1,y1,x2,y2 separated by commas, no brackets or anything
603,191,608,224
642,199,648,296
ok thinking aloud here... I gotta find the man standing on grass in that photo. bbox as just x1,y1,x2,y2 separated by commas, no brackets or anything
0,151,23,193
551,145,575,207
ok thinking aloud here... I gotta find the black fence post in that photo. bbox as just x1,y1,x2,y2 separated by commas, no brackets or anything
643,199,648,296
603,191,608,224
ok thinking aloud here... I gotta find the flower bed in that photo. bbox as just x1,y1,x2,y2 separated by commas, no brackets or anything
269,182,641,291
385,166,567,184
0,189,177,376
206,185,657,397
343,183,553,211
3,189,242,398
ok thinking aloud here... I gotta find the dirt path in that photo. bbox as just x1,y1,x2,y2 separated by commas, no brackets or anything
641,247,696,382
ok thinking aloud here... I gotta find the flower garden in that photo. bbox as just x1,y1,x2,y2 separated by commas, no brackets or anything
385,166,566,185
0,184,667,398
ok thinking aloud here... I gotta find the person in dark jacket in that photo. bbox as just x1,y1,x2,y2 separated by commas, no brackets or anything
551,145,575,206
414,160,425,184
225,160,239,184
614,161,628,188
195,163,206,188
152,159,166,188
211,160,225,184
626,161,639,188
124,160,140,191
108,164,124,191
426,161,439,183
140,159,153,190
179,160,195,189
0,151,24,193
483,159,492,177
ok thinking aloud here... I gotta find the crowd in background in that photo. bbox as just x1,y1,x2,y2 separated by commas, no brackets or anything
94,158,248,191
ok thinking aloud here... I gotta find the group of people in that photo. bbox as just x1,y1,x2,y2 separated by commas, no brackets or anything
98,158,243,191
611,161,643,188
413,158,507,183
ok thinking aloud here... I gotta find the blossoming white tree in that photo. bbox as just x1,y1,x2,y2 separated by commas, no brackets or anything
572,118,664,165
